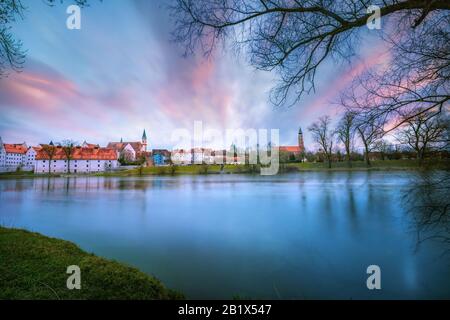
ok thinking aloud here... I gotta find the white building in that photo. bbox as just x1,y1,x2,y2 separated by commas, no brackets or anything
35,146,119,174
171,149,192,165
0,138,29,170
0,137,5,167
192,148,214,164
25,147,39,168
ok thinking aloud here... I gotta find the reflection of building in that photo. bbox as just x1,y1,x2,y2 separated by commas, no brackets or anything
107,130,147,162
35,146,118,174
279,127,305,161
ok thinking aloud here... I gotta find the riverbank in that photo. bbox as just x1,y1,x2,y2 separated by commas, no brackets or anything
0,227,183,299
97,159,448,176
0,160,448,179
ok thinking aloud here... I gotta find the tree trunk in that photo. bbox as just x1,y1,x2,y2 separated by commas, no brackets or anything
417,149,424,166
67,159,71,174
346,145,351,168
48,159,51,174
364,146,371,167
327,153,332,169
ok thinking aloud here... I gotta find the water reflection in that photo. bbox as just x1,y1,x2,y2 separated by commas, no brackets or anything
1,172,449,298
402,169,450,254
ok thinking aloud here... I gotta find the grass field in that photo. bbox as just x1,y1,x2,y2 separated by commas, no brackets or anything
1,159,448,179
0,227,183,299
96,159,448,177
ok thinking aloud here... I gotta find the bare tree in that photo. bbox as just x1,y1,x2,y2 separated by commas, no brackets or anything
308,116,335,168
41,142,56,174
397,108,449,164
336,111,356,167
373,139,391,161
340,9,449,130
0,0,90,77
59,140,78,174
355,117,385,166
171,0,450,109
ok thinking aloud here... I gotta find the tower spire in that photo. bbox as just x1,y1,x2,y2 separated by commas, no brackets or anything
142,129,147,152
298,127,304,152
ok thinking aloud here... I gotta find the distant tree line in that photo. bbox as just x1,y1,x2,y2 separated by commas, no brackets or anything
305,108,449,168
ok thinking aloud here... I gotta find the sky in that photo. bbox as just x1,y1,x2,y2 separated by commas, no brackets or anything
0,0,389,150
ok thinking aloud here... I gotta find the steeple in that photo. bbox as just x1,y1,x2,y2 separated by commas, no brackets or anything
142,129,147,152
298,127,304,152
120,137,123,143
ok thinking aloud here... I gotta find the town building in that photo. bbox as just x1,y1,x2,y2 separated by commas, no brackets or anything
107,130,147,162
0,137,32,170
82,141,99,148
279,127,305,162
0,137,5,167
35,146,118,174
152,149,171,166
25,146,41,168
171,149,193,165
192,148,214,164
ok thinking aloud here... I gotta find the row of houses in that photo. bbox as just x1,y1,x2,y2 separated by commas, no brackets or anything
0,128,306,173
0,138,120,174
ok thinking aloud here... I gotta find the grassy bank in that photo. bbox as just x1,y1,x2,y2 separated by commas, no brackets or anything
1,160,448,179
0,227,183,299
97,159,448,177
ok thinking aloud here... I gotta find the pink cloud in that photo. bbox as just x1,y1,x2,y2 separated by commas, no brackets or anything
299,48,391,121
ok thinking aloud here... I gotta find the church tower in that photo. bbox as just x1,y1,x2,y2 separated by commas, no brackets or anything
298,127,305,152
142,129,147,152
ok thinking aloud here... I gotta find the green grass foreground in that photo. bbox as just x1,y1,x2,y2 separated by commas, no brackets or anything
0,227,183,299
97,159,449,177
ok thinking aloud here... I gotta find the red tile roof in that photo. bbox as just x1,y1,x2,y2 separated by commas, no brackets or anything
4,144,27,154
36,147,118,160
192,148,212,153
279,146,302,153
83,142,99,148
107,142,143,153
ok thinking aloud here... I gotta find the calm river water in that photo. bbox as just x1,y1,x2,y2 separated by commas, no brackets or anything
1,171,449,299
